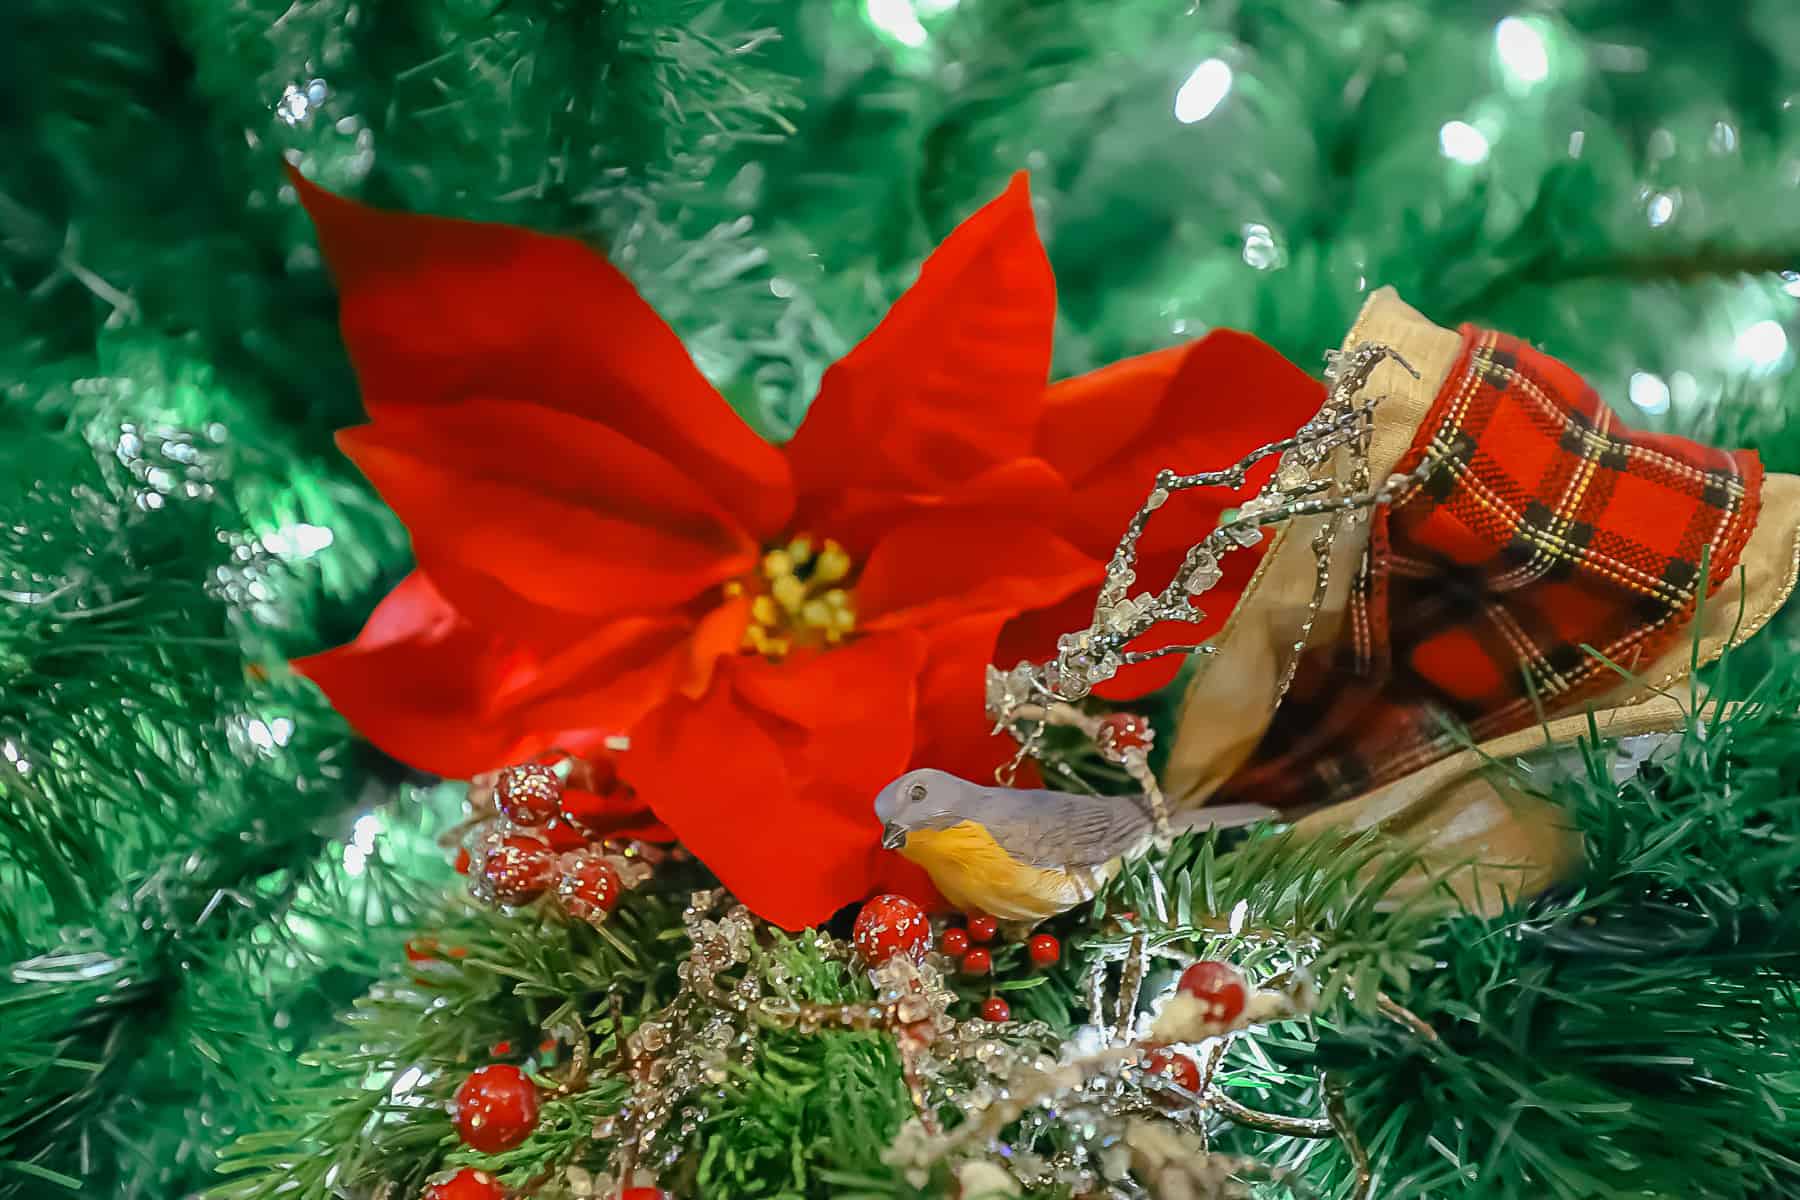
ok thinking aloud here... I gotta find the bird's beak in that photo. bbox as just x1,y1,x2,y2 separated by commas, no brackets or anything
881,822,907,850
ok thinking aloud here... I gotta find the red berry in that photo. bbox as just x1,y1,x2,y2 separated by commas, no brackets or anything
1143,1046,1201,1092
422,1166,506,1200
452,1064,539,1153
491,1040,512,1057
1096,712,1153,761
961,948,992,976
1176,960,1247,1025
966,914,998,945
495,763,562,825
1028,934,1061,967
480,834,555,906
981,996,1010,1023
940,928,971,957
556,853,623,925
852,894,930,966
404,937,438,963
620,1189,668,1200
454,846,472,874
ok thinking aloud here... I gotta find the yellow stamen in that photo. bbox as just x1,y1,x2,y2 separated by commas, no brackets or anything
814,540,851,583
771,574,807,614
737,532,859,661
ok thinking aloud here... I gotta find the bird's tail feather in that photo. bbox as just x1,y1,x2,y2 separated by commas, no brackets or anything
1166,802,1278,835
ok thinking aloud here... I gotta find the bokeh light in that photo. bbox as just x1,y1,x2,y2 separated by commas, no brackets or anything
1174,59,1233,124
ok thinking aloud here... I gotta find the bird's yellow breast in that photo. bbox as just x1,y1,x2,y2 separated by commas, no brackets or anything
900,821,1113,923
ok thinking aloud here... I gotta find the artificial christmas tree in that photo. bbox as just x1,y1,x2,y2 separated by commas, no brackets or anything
9,3,1800,1199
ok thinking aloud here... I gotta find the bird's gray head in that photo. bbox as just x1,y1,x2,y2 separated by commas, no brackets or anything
873,768,969,850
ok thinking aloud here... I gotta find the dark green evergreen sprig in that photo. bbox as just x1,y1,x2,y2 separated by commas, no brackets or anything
1293,686,1800,1200
0,425,427,1198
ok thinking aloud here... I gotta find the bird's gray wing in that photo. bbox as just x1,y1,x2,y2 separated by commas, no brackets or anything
975,785,1158,871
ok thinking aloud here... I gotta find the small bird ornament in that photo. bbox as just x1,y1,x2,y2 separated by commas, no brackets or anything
874,768,1274,924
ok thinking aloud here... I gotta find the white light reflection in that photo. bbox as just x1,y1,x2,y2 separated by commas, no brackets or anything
1241,223,1279,269
1174,59,1233,124
1628,371,1670,414
866,0,926,47
1495,17,1549,87
262,522,335,559
1736,320,1790,370
342,813,383,876
1439,121,1490,164
1646,191,1678,227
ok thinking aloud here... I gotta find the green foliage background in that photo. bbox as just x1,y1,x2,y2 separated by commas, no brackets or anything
5,1,1800,1197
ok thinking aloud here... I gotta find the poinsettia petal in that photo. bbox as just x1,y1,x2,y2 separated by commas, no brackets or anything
1036,343,1188,483
630,637,933,929
287,166,793,539
906,613,1025,784
337,399,756,624
680,593,752,700
785,173,1055,501
857,512,1101,632
1039,330,1325,560
558,788,675,843
736,634,944,913
292,572,690,778
793,457,1073,562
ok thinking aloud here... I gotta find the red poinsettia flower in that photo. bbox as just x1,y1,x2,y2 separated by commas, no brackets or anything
287,165,1323,929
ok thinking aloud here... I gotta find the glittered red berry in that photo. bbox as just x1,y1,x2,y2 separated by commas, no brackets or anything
1028,934,1061,967
961,947,992,976
1177,960,1247,1025
556,853,623,925
1096,712,1153,761
543,815,588,852
480,834,555,906
422,1166,506,1200
453,1064,539,1153
454,846,472,874
619,1189,668,1200
940,928,970,957
495,763,561,825
966,914,998,945
981,996,1010,1022
852,894,930,966
1143,1046,1201,1092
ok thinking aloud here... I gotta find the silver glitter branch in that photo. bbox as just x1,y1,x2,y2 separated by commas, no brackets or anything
987,344,1425,791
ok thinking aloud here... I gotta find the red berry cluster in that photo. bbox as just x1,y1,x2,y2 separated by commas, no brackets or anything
466,759,636,926
935,913,1065,1025
938,914,1062,977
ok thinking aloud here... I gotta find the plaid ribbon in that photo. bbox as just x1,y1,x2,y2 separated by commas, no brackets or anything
1227,326,1763,808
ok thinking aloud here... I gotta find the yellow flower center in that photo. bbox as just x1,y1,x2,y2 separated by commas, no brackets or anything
726,535,856,659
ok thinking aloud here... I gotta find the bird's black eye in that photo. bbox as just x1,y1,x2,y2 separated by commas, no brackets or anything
907,783,927,803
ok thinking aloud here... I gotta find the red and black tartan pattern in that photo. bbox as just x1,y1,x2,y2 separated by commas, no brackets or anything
1225,326,1763,809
